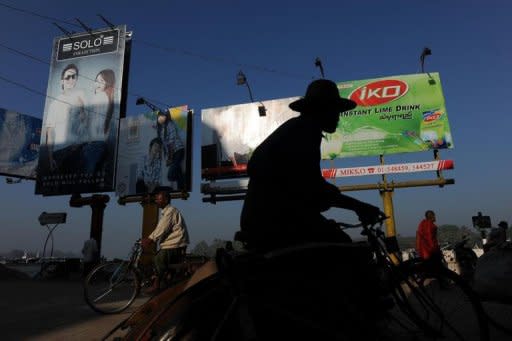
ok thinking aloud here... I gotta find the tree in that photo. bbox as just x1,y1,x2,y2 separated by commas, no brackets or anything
191,241,209,257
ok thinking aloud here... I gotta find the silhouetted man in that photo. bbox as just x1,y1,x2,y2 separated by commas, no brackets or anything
240,79,383,251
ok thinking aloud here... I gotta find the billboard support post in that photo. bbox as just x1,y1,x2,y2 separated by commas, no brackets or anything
140,195,158,265
378,155,397,238
69,194,110,256
378,155,400,264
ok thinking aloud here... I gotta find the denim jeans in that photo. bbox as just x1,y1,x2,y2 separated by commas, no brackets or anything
80,141,107,174
167,148,185,190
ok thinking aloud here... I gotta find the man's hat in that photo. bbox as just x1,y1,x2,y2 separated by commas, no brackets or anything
289,79,357,113
498,221,508,229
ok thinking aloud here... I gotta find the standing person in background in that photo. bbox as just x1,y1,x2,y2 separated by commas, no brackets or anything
82,238,99,278
416,210,443,266
484,220,509,253
142,190,189,294
156,112,185,191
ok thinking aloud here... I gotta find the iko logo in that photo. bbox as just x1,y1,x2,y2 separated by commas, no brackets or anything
349,79,408,107
57,29,120,61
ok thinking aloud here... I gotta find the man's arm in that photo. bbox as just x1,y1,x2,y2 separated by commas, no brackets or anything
148,208,172,242
322,180,383,224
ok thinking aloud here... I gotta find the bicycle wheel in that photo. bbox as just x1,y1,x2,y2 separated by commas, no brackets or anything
379,264,489,341
84,261,140,314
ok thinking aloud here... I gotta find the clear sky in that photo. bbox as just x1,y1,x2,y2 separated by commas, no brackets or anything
0,0,510,259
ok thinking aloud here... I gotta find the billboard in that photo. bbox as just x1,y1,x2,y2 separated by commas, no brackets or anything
0,108,41,179
325,73,454,159
36,25,129,195
115,106,192,197
201,97,298,180
201,73,452,183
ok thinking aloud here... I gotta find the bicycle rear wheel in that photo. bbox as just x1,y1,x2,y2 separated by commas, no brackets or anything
379,264,489,341
84,261,140,314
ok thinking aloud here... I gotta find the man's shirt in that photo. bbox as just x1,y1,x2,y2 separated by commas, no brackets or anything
149,204,189,249
416,219,439,259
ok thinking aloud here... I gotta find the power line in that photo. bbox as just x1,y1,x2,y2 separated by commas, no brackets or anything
0,2,78,28
0,41,172,109
133,39,312,80
0,73,116,121
0,1,313,80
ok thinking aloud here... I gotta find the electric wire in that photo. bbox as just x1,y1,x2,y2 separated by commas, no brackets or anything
0,73,118,122
0,42,172,110
0,1,313,80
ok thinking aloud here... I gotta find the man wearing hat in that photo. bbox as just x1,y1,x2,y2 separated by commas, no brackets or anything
484,220,509,253
240,79,383,251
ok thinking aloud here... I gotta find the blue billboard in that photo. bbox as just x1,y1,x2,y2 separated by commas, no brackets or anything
0,108,41,179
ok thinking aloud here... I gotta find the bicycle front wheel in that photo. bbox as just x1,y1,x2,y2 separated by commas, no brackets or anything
84,261,140,314
380,263,489,341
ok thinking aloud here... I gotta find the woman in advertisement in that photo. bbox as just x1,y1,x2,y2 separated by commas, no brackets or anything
81,69,116,175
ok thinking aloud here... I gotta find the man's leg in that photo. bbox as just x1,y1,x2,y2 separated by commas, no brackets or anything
147,249,171,294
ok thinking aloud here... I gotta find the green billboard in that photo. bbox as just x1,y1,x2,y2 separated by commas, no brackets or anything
321,73,454,159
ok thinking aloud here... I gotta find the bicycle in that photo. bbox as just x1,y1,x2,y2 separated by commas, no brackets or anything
83,239,197,314
338,220,489,340
118,219,490,340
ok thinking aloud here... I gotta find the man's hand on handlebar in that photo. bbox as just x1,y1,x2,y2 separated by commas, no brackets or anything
141,237,155,251
355,202,386,226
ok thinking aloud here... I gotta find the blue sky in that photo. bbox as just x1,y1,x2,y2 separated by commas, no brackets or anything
0,1,510,258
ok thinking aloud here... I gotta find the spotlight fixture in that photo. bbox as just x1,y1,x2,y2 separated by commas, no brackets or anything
236,70,266,116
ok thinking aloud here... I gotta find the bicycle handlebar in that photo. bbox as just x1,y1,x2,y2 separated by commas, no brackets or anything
337,215,388,230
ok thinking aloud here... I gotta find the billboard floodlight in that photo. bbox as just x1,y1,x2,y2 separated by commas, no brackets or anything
136,97,160,113
315,57,325,78
420,47,432,73
237,71,247,86
236,70,266,116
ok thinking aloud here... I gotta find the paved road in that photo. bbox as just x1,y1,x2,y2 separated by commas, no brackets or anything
0,277,511,340
0,279,149,340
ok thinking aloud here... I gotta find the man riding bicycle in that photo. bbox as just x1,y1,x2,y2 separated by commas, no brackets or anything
142,189,189,294
235,79,385,339
240,79,383,251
